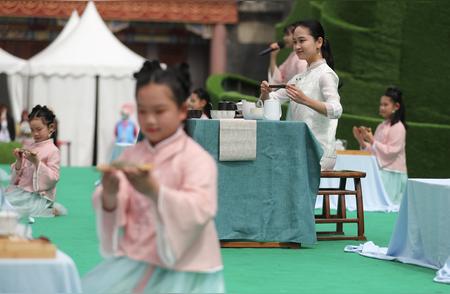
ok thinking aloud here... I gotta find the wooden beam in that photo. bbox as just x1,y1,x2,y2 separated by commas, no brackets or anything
0,0,238,24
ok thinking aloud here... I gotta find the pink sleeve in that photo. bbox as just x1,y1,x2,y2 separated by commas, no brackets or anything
154,155,217,266
34,149,60,192
366,123,406,167
10,162,22,185
268,65,283,84
92,172,131,257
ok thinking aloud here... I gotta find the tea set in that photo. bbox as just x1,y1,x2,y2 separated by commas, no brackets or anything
212,98,282,121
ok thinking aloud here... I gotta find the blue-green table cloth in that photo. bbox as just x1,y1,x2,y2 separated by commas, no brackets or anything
186,119,323,244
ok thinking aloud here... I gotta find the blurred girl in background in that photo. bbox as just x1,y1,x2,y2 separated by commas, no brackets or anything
187,88,212,119
353,86,407,204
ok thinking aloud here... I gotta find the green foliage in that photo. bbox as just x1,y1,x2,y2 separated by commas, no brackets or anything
0,142,21,164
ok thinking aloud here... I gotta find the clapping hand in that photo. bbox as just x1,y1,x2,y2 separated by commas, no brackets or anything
359,127,373,144
352,126,373,147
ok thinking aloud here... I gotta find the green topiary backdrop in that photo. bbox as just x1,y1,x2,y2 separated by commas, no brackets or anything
207,0,450,178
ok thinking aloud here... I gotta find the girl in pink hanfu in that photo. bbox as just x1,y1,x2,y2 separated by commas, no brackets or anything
353,86,408,205
82,60,224,294
5,105,65,218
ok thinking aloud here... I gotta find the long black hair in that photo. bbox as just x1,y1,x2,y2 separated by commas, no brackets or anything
192,88,212,119
384,86,407,129
28,105,58,143
294,20,334,70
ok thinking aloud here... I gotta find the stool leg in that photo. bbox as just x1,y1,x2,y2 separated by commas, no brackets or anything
354,178,366,240
336,178,347,234
323,195,330,219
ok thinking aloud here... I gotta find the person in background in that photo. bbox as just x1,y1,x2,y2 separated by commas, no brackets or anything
5,105,67,221
260,20,342,170
82,60,224,293
0,104,16,142
353,86,407,204
268,22,307,85
187,88,212,119
114,103,138,144
16,110,33,146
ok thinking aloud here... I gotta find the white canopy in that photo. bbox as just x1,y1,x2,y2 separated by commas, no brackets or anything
25,10,80,66
0,48,26,75
27,1,144,77
0,48,26,121
27,1,144,166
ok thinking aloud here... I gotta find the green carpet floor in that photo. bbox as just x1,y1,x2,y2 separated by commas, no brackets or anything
1,166,448,293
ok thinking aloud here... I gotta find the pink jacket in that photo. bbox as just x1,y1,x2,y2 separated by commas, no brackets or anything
268,51,307,84
9,139,60,201
365,120,407,173
93,129,222,272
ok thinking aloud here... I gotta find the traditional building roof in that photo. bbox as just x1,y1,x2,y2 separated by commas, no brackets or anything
0,0,238,24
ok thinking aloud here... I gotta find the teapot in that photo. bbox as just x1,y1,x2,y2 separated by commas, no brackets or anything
263,97,281,120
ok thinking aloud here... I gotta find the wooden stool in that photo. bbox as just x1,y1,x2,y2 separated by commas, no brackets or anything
316,170,367,241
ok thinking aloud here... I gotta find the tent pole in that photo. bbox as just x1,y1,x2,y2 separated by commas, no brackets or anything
92,75,99,166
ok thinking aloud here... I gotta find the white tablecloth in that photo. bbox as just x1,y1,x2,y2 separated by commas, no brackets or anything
387,179,450,270
0,250,82,293
350,178,450,284
316,154,398,212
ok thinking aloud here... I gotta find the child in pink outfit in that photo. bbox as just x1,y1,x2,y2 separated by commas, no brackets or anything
82,60,224,294
6,105,65,218
353,86,408,204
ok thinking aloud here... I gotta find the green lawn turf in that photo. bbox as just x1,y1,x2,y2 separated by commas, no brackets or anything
1,165,447,293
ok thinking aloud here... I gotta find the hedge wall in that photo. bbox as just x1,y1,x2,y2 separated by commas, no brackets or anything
276,0,450,125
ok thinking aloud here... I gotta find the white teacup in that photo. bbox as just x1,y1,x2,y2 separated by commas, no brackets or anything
0,210,19,236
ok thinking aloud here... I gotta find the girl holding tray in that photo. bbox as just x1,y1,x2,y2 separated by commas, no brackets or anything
82,60,224,293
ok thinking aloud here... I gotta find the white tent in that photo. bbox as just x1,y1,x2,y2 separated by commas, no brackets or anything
1,11,79,122
26,1,144,166
27,10,80,67
0,48,26,121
